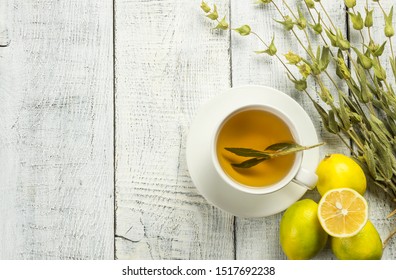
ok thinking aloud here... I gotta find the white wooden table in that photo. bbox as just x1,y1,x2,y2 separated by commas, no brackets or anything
1,0,396,260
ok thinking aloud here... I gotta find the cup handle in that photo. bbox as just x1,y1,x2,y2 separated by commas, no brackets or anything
292,167,318,190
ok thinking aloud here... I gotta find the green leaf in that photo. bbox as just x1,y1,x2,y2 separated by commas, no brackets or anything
265,142,301,152
313,102,330,131
364,143,378,180
390,56,396,83
370,113,392,139
318,46,330,71
225,142,325,168
338,90,361,115
232,158,267,168
338,95,351,130
328,110,340,133
371,134,393,180
356,65,372,103
264,142,325,157
224,148,270,158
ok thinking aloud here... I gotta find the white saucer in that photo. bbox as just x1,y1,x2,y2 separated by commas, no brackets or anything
186,85,319,217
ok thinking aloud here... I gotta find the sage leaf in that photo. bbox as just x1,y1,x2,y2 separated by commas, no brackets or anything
328,110,340,133
313,102,330,131
338,95,351,130
231,158,267,168
319,46,330,71
370,113,392,140
390,57,396,83
224,148,270,158
265,142,325,156
265,142,301,151
370,132,393,180
364,143,377,179
225,142,325,168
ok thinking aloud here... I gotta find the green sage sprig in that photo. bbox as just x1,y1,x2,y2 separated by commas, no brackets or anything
225,142,325,168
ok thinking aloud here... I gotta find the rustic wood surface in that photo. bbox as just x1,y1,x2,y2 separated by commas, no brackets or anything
1,0,396,260
0,0,114,259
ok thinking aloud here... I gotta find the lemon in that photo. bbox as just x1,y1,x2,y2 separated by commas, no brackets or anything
331,220,383,260
317,188,368,238
316,154,366,196
280,199,328,260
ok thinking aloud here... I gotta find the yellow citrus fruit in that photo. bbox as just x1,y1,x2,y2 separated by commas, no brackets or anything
280,199,328,260
331,220,383,260
316,154,366,196
317,188,368,238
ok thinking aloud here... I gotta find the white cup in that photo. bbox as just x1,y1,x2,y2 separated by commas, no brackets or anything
186,85,320,217
211,105,318,195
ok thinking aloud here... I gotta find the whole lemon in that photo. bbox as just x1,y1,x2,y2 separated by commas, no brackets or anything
331,220,383,260
316,154,366,196
280,199,328,260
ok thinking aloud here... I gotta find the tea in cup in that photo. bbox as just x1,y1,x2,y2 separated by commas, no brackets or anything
212,105,317,194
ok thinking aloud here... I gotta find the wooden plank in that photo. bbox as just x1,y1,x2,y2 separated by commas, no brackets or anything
114,0,234,259
0,0,114,259
352,0,396,259
230,0,348,259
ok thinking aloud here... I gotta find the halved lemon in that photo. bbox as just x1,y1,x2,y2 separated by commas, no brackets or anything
317,188,368,238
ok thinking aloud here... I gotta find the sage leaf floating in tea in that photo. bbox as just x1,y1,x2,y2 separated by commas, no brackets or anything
225,142,325,168
231,157,268,168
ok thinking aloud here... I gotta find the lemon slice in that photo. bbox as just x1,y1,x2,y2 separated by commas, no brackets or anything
317,188,368,238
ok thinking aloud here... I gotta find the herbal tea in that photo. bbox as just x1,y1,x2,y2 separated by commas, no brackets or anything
216,109,296,187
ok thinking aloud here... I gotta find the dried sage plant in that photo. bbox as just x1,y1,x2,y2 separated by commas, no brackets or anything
201,0,396,208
